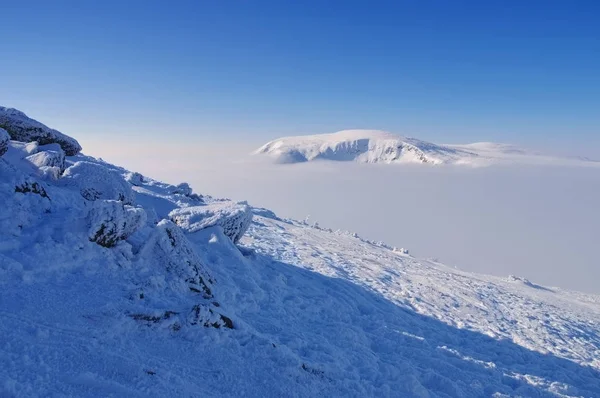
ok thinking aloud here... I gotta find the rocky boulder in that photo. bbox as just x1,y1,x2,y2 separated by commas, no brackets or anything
62,161,135,204
0,107,82,156
25,144,66,172
169,201,252,243
88,200,147,248
140,220,215,298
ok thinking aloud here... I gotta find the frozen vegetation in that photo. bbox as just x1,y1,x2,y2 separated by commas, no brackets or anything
1,109,600,397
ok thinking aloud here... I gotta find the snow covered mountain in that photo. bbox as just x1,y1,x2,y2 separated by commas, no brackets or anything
254,129,596,166
2,109,600,397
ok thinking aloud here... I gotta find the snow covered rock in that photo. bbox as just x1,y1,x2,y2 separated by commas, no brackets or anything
124,171,144,186
62,161,135,204
140,220,214,298
88,200,146,248
25,144,66,172
0,107,82,155
170,182,203,201
169,202,252,243
0,128,9,156
171,182,193,196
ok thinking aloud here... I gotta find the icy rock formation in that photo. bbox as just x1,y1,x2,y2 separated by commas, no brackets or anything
169,202,252,243
0,128,9,156
88,200,147,248
171,182,193,196
62,161,135,204
0,107,82,155
140,220,214,298
124,171,144,186
25,144,66,172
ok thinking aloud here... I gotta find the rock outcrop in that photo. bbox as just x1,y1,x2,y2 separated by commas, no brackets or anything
169,202,252,243
0,107,82,156
62,161,135,204
88,200,147,248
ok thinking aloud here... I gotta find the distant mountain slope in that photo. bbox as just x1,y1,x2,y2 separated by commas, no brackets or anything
2,109,600,397
254,129,596,166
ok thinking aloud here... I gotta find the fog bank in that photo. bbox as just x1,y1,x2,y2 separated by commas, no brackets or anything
89,140,600,294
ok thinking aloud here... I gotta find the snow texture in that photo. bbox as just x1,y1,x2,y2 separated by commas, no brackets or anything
1,110,600,397
62,161,135,204
169,202,252,243
0,107,82,155
255,129,597,166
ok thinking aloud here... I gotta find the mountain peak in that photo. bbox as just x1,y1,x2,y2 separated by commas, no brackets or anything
254,130,596,167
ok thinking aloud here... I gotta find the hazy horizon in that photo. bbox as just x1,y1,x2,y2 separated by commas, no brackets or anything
79,138,600,294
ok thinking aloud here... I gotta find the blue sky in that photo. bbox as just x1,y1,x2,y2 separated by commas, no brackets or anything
1,0,599,153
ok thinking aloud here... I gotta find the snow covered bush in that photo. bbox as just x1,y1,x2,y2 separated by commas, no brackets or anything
0,127,9,156
0,107,82,155
139,220,214,298
25,144,66,172
62,161,135,204
169,202,252,243
87,200,146,248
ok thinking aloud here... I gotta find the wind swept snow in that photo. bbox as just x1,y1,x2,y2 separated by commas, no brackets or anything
1,109,600,397
254,129,598,166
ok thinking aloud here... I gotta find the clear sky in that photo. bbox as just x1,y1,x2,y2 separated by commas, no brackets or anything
1,0,599,153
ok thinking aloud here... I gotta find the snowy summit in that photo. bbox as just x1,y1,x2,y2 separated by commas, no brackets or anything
2,108,600,397
254,129,595,166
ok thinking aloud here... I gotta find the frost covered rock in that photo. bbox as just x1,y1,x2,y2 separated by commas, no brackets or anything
169,202,252,243
0,107,82,155
25,144,66,172
140,220,214,297
88,200,146,248
0,128,9,156
171,182,193,196
62,161,135,204
170,182,203,201
124,171,144,186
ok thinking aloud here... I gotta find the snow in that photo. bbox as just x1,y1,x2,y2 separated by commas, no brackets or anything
1,110,600,397
169,202,253,243
0,107,82,156
87,200,147,247
62,161,136,204
25,144,66,172
254,129,598,167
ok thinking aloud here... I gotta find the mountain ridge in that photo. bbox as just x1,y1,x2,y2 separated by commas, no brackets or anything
255,129,596,166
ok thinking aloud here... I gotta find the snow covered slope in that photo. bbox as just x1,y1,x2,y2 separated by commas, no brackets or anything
254,129,596,166
1,110,600,397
